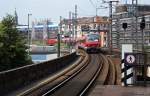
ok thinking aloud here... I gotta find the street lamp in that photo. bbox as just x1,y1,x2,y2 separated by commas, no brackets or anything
27,13,32,54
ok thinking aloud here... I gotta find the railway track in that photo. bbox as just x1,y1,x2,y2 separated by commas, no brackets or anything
41,51,117,96
87,54,119,96
42,54,101,96
10,50,118,96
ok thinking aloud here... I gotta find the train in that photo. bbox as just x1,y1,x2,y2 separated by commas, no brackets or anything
78,33,102,53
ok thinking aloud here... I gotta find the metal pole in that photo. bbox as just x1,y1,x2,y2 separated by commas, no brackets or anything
142,29,145,86
124,29,126,44
103,0,118,49
141,16,145,53
72,13,74,39
144,53,147,86
131,0,135,50
109,1,113,52
141,29,145,85
57,33,60,57
28,14,29,54
57,16,62,57
140,16,146,86
124,64,128,86
142,29,146,86
27,14,32,54
69,11,72,52
135,0,138,51
96,8,98,16
72,12,75,48
75,5,77,40
142,29,144,53
132,0,138,51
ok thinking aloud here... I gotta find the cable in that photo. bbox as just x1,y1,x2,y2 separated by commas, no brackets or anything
77,6,95,16
89,0,97,8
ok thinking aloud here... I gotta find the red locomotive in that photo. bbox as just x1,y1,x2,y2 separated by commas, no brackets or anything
78,33,101,53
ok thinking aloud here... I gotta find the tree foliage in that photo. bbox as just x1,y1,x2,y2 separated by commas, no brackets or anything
0,14,32,71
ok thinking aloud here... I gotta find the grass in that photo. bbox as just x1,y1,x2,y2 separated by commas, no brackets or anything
31,40,47,46
54,43,70,49
31,40,71,50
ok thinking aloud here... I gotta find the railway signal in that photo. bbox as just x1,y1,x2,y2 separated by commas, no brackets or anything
122,23,127,30
140,16,145,30
122,23,127,43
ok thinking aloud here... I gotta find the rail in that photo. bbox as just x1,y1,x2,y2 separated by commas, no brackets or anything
14,50,88,96
41,52,117,96
87,53,120,96
1,49,120,95
42,54,99,96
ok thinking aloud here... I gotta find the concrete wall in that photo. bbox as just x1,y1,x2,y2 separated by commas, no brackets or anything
0,52,78,95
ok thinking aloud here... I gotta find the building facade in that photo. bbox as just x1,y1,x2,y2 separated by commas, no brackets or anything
32,19,58,40
112,4,150,50
61,16,110,47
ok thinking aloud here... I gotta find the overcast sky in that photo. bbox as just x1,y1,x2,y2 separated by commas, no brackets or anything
0,0,149,24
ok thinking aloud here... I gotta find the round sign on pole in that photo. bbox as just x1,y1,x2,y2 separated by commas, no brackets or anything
126,55,135,64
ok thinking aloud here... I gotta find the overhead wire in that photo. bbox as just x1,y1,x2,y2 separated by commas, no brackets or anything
89,0,97,8
78,0,109,17
77,5,96,17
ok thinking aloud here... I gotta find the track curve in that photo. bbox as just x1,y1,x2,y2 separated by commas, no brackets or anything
42,54,101,96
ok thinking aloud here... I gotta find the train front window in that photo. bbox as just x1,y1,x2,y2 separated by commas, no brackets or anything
87,34,100,42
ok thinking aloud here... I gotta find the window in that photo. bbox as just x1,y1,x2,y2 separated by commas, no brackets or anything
87,34,100,42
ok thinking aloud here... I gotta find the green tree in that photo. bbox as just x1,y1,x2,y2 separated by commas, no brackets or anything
0,14,32,71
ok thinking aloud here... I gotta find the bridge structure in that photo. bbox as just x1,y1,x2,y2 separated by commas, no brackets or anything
0,49,150,96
